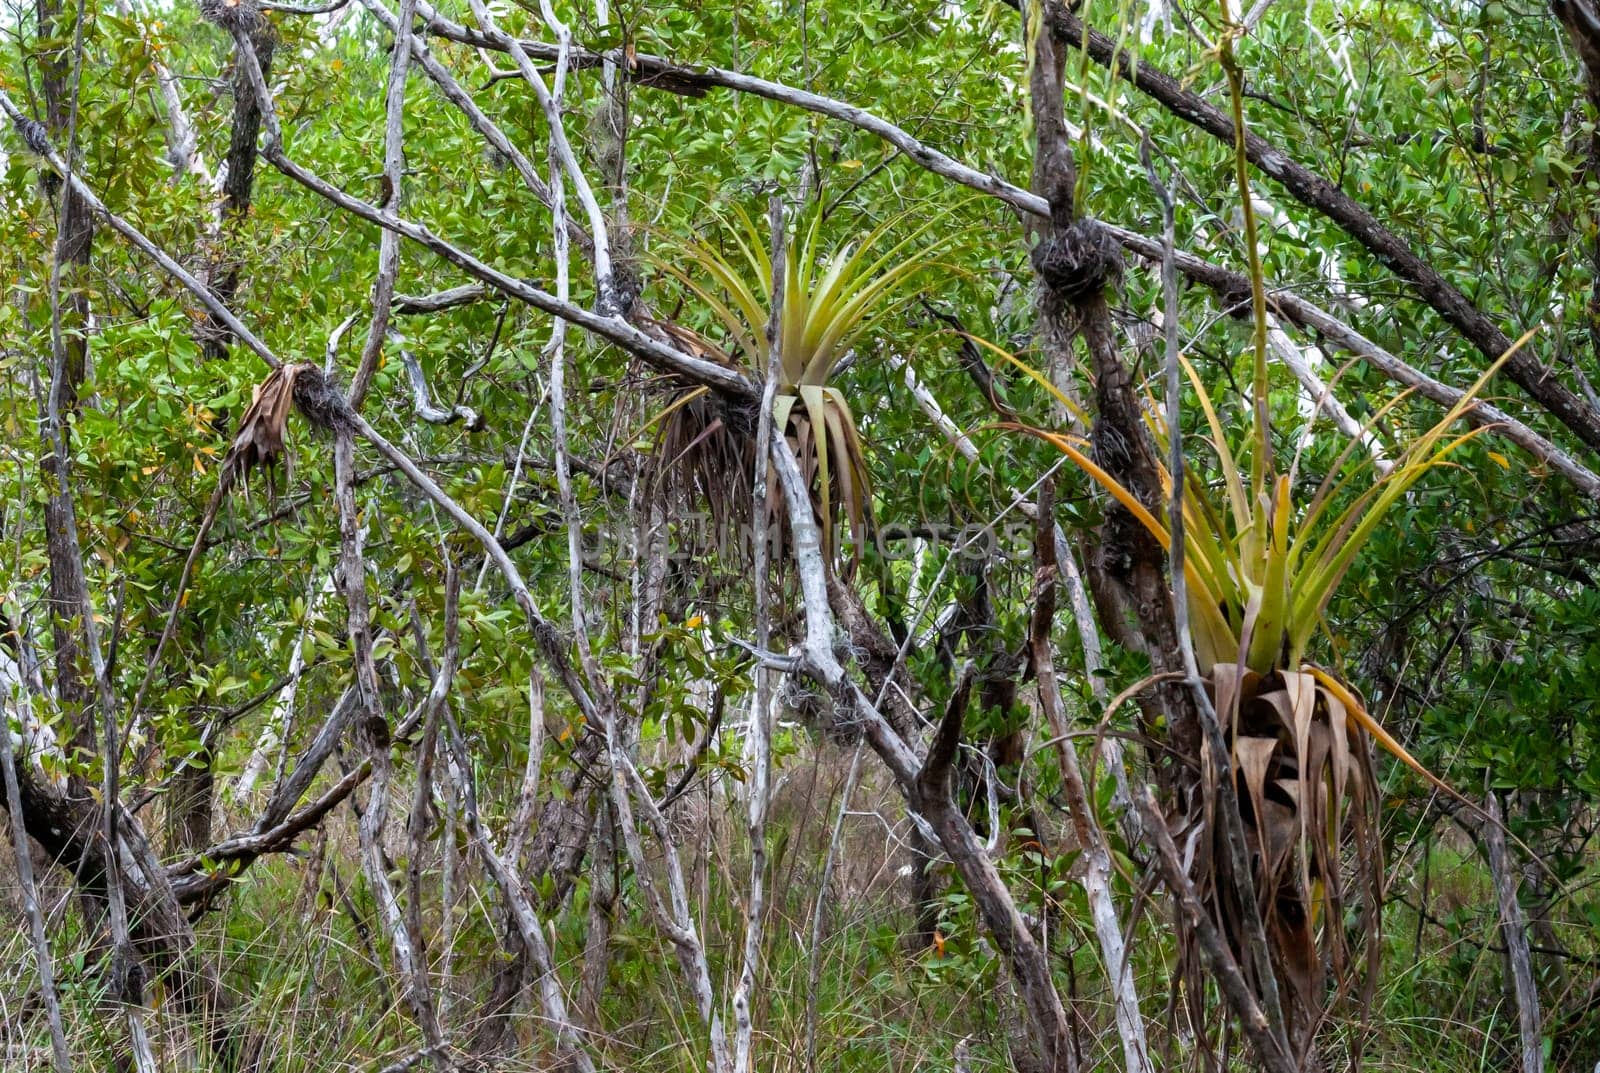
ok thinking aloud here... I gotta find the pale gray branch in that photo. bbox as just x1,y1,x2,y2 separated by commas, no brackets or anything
348,0,418,411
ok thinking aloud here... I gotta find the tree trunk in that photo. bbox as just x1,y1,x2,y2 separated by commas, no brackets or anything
35,0,96,751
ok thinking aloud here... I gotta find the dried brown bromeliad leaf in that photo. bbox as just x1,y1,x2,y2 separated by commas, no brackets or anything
1202,665,1382,1035
224,363,347,499
224,363,303,501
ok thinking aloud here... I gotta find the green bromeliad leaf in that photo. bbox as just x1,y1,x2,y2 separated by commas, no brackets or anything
651,204,955,563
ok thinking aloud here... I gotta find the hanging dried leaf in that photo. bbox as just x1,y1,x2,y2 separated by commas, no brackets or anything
224,363,303,494
1192,665,1384,1042
223,363,347,499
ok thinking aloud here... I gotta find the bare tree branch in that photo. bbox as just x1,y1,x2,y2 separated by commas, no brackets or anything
463,0,616,308
1029,482,1151,1073
763,425,1079,1071
332,418,450,1064
1106,225,1600,498
1133,788,1296,1073
348,0,418,411
228,26,751,397
356,0,588,257
733,195,786,1073
168,760,371,904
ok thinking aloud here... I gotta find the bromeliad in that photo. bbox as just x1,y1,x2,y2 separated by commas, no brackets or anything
1006,324,1535,1020
649,204,949,566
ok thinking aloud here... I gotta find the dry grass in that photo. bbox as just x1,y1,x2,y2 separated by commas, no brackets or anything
2,746,1596,1071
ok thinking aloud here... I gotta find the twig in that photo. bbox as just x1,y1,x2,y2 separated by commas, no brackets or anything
0,684,70,1073
657,686,726,811
31,28,161,1047
597,698,731,1069
502,660,551,868
394,283,489,314
113,0,209,183
890,344,1142,838
348,0,417,411
534,9,599,688
236,571,332,797
413,3,1032,213
733,194,786,1073
1108,226,1600,497
357,0,578,252
1484,793,1544,1073
253,685,359,835
264,0,350,12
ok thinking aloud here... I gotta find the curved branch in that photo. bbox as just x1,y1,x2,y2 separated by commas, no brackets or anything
402,12,1599,496
1044,7,1600,457
394,330,484,428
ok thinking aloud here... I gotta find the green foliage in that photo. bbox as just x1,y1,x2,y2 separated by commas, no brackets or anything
3,0,1600,1068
